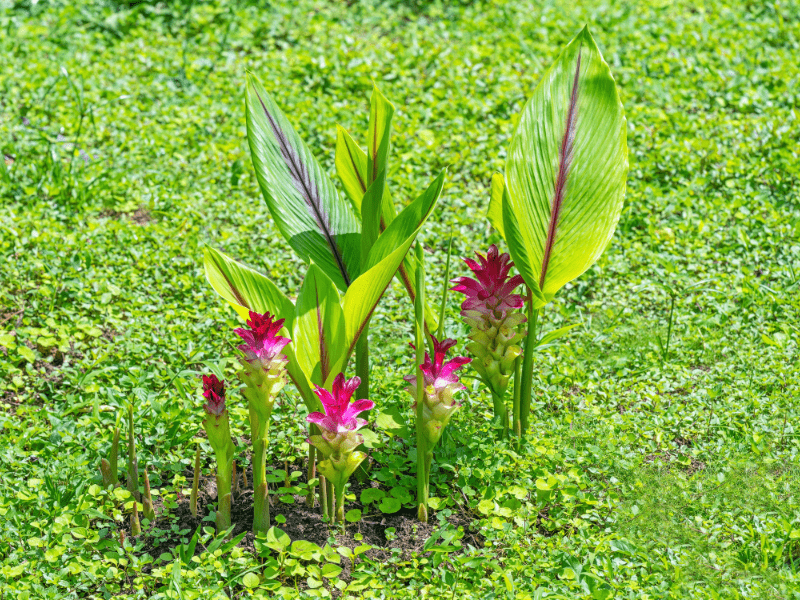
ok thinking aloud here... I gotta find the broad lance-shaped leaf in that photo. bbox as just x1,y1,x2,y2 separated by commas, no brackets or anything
203,246,319,411
359,84,393,265
335,126,369,219
367,84,394,195
335,125,440,331
204,246,295,324
335,125,399,236
503,26,628,307
292,264,346,386
360,169,386,268
329,169,446,382
246,73,361,290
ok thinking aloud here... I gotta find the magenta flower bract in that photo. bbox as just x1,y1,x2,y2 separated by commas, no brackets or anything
405,336,471,405
306,374,375,508
200,373,234,534
451,245,526,397
234,311,291,366
307,374,374,439
451,245,525,320
235,310,291,408
202,375,227,416
404,335,471,446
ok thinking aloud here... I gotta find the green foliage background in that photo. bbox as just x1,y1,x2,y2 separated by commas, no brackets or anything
0,0,799,598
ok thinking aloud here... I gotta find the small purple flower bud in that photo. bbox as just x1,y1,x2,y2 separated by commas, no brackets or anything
202,375,226,416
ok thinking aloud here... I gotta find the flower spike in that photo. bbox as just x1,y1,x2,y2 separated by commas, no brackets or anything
234,311,291,367
306,373,375,522
452,245,525,319
234,310,291,535
234,310,291,406
202,375,227,416
404,334,471,447
307,374,374,435
451,245,526,400
200,374,234,534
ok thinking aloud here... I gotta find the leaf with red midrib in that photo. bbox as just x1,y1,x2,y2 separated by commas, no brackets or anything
246,74,361,291
503,26,628,307
540,45,583,290
293,264,345,388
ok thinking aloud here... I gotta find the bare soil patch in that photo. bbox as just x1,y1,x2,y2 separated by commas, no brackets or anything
127,458,483,577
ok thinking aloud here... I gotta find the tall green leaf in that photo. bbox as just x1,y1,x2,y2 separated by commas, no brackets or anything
367,84,394,192
504,26,628,307
335,126,369,217
338,169,446,373
334,126,437,332
203,246,317,410
360,169,386,269
246,74,361,290
335,125,396,229
292,265,346,386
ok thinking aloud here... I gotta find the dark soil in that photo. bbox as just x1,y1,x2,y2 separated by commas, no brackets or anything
99,206,153,225
132,458,483,573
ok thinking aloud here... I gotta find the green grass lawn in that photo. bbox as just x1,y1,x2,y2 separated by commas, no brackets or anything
1,0,799,598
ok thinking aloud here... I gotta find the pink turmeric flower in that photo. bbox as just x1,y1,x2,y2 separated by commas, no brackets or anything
307,374,374,437
234,311,290,367
202,375,227,416
451,245,525,321
451,245,526,397
404,335,471,446
201,374,233,458
405,336,471,406
235,310,291,406
307,374,374,501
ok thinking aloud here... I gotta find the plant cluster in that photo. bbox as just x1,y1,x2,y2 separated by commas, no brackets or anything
97,26,630,532
127,25,627,531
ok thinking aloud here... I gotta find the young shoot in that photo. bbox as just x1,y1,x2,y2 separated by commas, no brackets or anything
201,374,235,534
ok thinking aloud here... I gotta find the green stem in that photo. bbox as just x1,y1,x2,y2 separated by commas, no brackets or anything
424,450,432,501
319,474,329,518
109,426,120,486
416,437,428,523
306,444,316,507
326,478,334,520
252,438,270,534
512,356,522,438
127,404,140,501
248,399,272,534
214,445,233,534
334,482,346,523
490,391,509,437
354,328,369,482
355,325,370,402
519,289,539,437
414,242,428,523
249,405,269,488
436,233,454,340
190,445,200,518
